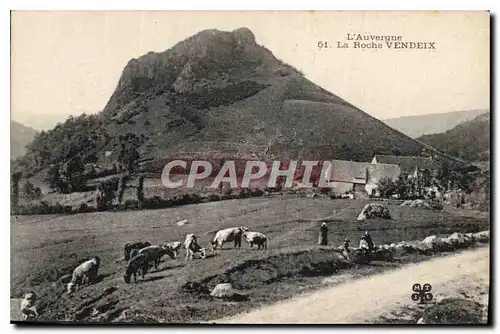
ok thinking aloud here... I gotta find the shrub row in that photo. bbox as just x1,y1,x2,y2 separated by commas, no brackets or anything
12,188,266,216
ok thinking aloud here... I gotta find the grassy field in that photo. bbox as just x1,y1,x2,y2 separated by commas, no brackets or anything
10,195,490,323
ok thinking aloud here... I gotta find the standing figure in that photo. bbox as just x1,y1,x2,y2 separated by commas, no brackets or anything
318,222,328,245
363,231,375,253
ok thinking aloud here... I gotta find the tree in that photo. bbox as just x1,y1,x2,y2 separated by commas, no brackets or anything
377,177,396,198
137,176,145,209
115,133,146,205
118,133,145,173
395,177,410,199
25,113,107,174
11,172,22,212
96,178,119,211
22,181,42,201
116,172,130,205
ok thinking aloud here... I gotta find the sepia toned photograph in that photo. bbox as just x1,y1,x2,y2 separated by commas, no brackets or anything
10,10,490,324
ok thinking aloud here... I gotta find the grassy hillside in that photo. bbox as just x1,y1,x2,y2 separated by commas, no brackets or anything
418,112,490,162
11,196,489,323
383,109,488,138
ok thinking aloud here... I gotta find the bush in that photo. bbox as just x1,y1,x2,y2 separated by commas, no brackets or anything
143,196,172,210
72,203,93,214
14,201,73,215
430,201,443,210
22,181,42,201
96,177,119,211
137,176,145,209
250,188,264,197
207,194,222,202
319,188,331,195
120,199,139,210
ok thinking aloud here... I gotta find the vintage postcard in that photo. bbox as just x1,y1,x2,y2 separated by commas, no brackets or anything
10,11,490,324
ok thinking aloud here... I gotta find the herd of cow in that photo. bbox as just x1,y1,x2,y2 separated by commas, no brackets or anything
64,226,268,294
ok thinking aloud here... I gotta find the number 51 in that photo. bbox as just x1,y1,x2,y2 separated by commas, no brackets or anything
317,41,329,49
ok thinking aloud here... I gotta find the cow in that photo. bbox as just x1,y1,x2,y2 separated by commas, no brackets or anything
67,257,100,294
124,253,149,284
243,231,268,250
124,241,151,261
88,256,101,283
161,241,183,259
184,234,207,261
137,245,176,271
211,226,249,250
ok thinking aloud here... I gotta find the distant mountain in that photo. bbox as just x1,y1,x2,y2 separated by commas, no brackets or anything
20,27,457,178
12,113,76,131
11,121,38,160
418,112,490,162
383,109,488,138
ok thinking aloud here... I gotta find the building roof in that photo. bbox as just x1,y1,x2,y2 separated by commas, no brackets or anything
326,160,400,184
372,155,438,174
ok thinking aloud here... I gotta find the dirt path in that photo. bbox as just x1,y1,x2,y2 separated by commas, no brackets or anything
216,247,490,324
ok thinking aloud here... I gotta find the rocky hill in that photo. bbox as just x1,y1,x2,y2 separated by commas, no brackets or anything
383,109,488,139
19,28,450,178
418,112,490,162
99,27,434,161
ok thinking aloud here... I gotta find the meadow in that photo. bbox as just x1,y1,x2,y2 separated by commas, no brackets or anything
10,195,490,323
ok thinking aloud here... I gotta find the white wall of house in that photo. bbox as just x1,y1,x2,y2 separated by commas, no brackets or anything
365,183,379,196
328,182,354,195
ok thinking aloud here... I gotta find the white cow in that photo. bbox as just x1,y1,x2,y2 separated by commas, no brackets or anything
184,234,207,261
161,241,183,259
243,231,267,250
211,226,249,250
67,257,100,294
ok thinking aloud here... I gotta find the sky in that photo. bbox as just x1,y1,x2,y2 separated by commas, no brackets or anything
11,10,490,130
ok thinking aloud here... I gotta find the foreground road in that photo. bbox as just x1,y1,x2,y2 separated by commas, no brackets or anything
216,247,490,324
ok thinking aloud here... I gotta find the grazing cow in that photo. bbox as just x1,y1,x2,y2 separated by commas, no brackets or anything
243,231,267,250
138,245,176,271
184,234,207,261
124,253,149,284
124,241,151,261
211,226,249,250
67,257,100,294
129,248,139,262
20,292,38,321
161,241,183,259
88,256,101,283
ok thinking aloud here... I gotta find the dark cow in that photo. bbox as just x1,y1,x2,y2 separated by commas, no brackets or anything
124,253,149,284
124,241,151,261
